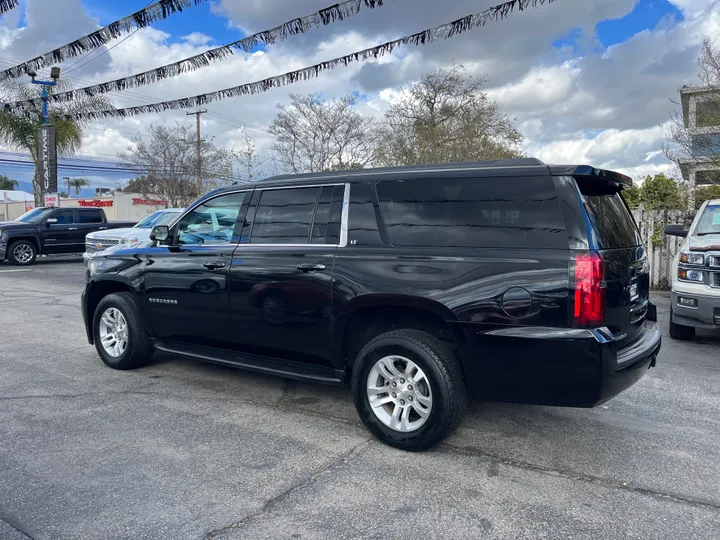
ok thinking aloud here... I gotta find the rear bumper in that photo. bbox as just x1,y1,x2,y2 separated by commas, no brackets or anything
671,291,720,329
452,320,661,407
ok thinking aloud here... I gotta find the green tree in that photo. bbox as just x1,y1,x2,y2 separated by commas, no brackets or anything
640,173,684,210
0,174,19,190
695,184,720,210
621,184,641,209
374,64,523,167
68,177,91,196
0,79,113,205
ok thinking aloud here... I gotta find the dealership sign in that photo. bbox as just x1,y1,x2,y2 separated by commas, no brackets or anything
79,199,113,207
37,125,58,195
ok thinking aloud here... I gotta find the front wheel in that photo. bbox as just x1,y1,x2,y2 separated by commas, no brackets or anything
669,307,695,340
93,292,154,370
351,329,467,452
8,240,37,265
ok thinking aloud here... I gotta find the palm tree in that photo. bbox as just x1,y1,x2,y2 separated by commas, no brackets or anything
0,78,113,205
68,177,91,196
0,174,19,190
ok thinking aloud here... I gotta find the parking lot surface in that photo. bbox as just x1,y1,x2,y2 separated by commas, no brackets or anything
1,257,719,540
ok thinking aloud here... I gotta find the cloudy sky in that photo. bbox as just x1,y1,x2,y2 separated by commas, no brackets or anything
0,0,718,195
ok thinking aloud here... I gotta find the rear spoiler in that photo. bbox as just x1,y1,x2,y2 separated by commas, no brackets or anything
548,165,633,190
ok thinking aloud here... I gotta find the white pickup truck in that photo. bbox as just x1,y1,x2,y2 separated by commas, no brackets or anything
84,208,183,262
665,198,720,340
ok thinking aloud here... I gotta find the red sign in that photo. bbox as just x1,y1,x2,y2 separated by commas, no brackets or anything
79,199,113,207
132,197,166,206
43,194,58,207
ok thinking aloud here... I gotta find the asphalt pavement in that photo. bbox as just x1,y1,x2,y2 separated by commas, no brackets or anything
1,257,719,540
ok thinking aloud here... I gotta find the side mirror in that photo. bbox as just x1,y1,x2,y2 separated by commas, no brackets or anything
150,225,170,244
664,224,688,238
45,218,57,226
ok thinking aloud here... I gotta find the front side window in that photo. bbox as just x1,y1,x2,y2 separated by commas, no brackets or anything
51,210,75,225
15,208,54,223
376,177,566,248
250,187,320,244
176,192,246,245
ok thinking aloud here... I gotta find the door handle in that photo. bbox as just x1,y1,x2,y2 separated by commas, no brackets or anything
69,227,78,230
296,263,326,272
203,261,227,270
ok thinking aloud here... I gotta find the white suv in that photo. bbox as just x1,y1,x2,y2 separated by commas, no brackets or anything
84,208,184,261
665,199,720,340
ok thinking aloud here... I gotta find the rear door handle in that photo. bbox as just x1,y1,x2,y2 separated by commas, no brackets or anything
69,227,78,231
203,261,227,270
297,263,326,272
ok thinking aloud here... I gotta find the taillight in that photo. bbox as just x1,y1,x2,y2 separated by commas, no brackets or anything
573,253,605,326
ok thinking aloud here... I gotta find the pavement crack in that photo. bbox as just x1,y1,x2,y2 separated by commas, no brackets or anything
441,443,720,511
0,512,34,539
203,438,373,539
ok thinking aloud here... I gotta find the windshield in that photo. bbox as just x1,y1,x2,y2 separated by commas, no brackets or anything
134,210,179,229
14,208,55,224
695,204,720,236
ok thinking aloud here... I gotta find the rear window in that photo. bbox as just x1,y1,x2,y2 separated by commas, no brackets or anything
579,185,641,249
78,210,104,223
376,176,566,248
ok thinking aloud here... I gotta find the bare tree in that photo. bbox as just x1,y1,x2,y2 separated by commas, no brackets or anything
663,39,720,183
118,123,237,208
237,127,265,182
374,64,523,167
269,94,376,173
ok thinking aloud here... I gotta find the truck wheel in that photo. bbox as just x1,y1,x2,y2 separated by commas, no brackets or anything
8,240,37,265
669,307,695,340
351,329,467,452
93,292,154,370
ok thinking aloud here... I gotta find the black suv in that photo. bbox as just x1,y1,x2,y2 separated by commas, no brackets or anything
81,158,661,451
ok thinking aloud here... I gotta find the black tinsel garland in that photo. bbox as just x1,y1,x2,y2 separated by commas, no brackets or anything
27,0,555,121
0,0,18,15
3,0,387,112
0,0,208,81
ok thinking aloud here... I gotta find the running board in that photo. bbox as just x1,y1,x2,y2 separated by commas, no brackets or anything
152,340,345,385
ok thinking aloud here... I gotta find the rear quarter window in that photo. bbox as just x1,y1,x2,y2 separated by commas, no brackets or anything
375,176,567,249
578,184,641,249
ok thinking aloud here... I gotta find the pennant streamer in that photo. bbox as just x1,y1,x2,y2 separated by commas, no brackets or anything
0,0,209,81
0,0,18,15
23,0,556,121
3,0,387,112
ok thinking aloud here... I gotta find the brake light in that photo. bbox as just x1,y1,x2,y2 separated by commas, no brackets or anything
573,253,605,326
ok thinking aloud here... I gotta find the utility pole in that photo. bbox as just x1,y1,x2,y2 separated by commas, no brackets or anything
186,109,207,193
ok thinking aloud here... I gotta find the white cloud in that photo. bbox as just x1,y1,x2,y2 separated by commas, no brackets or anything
0,0,718,188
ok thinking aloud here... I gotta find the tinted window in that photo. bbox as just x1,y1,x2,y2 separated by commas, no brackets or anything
376,177,566,248
52,210,75,225
78,210,104,223
250,187,319,244
311,186,333,244
348,182,384,246
177,192,246,245
580,187,641,248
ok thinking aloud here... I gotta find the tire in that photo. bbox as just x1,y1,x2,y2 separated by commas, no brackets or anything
669,307,695,341
351,329,467,452
7,240,37,265
93,292,154,370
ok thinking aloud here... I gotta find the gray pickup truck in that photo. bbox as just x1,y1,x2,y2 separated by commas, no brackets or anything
0,206,136,265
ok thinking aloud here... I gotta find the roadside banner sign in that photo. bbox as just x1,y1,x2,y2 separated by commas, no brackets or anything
38,124,58,195
44,193,59,207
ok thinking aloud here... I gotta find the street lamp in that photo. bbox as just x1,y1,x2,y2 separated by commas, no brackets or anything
29,67,61,124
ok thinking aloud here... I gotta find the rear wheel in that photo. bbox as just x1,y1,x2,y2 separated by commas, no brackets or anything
93,292,154,370
669,307,695,340
8,240,36,265
351,329,466,452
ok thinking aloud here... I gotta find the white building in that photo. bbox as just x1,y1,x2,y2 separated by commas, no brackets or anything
679,85,720,206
